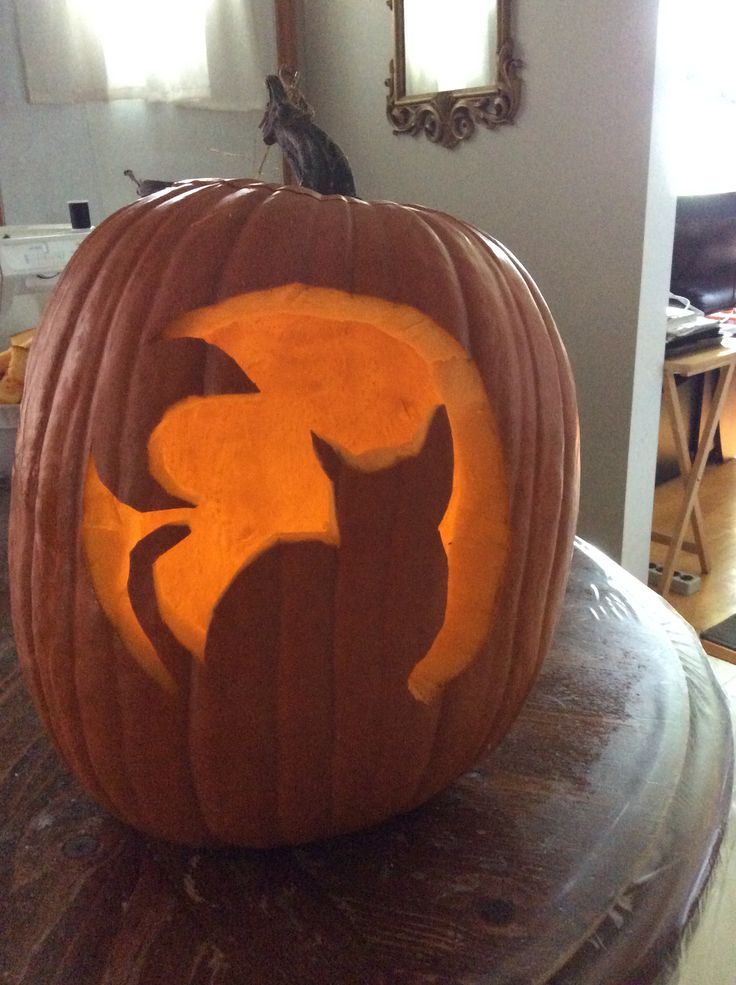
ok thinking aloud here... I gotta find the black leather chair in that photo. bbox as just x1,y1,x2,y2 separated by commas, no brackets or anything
670,191,736,314
657,191,736,483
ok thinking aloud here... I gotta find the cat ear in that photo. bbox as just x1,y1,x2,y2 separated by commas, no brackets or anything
311,405,453,514
311,432,343,485
402,405,454,525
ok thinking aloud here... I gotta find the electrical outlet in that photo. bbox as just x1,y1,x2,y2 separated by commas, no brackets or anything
647,562,701,595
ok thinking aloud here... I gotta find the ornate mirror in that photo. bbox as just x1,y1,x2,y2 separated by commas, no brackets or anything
386,0,522,148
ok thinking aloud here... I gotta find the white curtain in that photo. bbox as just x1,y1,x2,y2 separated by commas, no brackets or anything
14,0,269,111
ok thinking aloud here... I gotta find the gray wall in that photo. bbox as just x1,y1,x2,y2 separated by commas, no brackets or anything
0,0,280,226
0,0,675,574
301,0,675,574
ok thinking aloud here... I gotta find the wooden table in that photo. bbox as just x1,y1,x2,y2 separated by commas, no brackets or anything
0,481,733,985
653,339,736,596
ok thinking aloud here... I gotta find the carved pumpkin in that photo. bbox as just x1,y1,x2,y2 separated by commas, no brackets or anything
9,181,578,847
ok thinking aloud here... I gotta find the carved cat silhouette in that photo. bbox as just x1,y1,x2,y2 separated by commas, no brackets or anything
82,286,506,705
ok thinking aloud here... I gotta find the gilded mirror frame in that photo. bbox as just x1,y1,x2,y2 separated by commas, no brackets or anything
386,0,522,149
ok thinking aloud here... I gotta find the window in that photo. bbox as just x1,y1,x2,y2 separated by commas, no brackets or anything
14,0,269,111
72,0,212,102
661,0,736,193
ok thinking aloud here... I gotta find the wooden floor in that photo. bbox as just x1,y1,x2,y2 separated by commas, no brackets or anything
650,458,736,637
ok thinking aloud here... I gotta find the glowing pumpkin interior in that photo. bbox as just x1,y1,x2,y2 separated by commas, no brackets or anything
82,285,509,702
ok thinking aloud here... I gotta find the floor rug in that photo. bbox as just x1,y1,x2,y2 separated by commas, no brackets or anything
701,614,736,652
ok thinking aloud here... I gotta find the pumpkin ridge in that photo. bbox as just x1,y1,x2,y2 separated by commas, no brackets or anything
533,328,580,678
24,234,138,796
10,496,57,753
213,186,316,299
399,222,482,803
57,303,129,800
405,211,530,797
67,520,142,818
503,256,570,688
207,182,276,300
320,438,384,829
74,360,162,821
406,206,473,352
382,406,453,813
348,200,466,806
96,182,237,508
382,206,471,802
126,524,211,839
75,565,147,824
474,246,541,738
323,413,451,830
195,543,283,844
305,192,357,294
499,245,580,637
273,542,339,844
335,205,511,706
464,227,572,749
344,189,395,303
69,192,228,827
343,193,356,297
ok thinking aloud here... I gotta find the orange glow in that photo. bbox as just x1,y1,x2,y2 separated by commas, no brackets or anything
82,285,509,702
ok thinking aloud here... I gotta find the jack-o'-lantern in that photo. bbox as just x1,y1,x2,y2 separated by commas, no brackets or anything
9,181,578,847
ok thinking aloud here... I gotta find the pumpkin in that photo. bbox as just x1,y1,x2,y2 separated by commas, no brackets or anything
9,180,578,848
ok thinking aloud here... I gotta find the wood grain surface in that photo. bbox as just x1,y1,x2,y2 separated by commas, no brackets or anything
0,479,732,985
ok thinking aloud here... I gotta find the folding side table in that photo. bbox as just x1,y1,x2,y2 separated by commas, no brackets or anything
653,339,736,597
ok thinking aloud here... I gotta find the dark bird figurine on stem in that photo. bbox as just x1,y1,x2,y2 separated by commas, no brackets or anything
260,70,357,198
123,169,175,197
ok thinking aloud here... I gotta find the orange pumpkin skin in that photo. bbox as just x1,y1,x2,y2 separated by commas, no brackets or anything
9,181,578,847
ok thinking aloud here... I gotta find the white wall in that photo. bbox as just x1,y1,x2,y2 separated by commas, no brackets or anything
301,0,674,572
0,0,280,226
